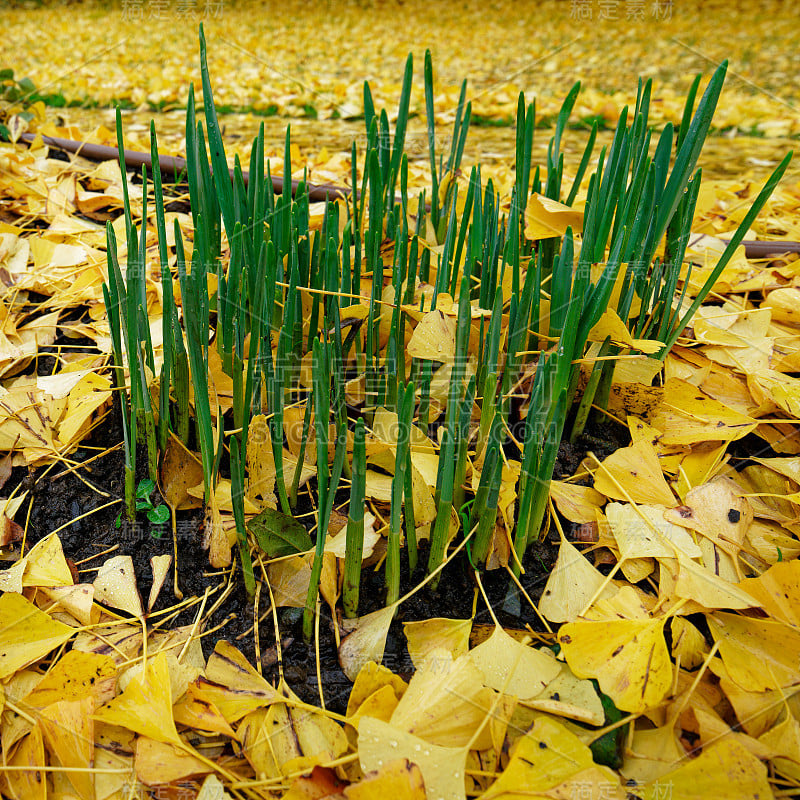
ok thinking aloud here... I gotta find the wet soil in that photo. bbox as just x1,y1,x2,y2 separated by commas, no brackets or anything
8,393,634,715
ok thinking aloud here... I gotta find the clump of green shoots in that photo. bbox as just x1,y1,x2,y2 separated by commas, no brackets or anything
104,27,790,639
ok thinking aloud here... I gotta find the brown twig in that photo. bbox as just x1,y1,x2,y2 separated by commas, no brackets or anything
19,132,350,202
19,132,800,260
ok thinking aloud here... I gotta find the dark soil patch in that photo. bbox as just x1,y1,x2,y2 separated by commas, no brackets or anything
9,399,631,716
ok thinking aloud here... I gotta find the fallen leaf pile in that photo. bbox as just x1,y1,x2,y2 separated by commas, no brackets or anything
2,0,800,797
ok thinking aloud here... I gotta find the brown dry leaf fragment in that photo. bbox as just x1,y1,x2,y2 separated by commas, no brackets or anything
0,591,74,679
558,617,672,713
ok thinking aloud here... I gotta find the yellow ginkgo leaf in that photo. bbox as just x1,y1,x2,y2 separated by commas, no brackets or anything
148,554,172,611
523,192,583,241
93,651,182,745
737,559,800,626
468,626,560,700
38,697,94,800
523,661,604,726
593,439,676,506
658,555,758,611
707,612,800,692
538,537,616,623
21,532,74,587
6,724,46,800
482,715,624,799
670,617,711,671
172,683,237,738
196,640,281,722
338,606,395,682
0,592,74,680
92,555,144,618
134,736,210,786
406,309,456,363
606,502,702,560
620,723,691,786
347,662,408,719
549,481,605,524
662,477,752,583
640,739,771,800
558,617,672,713
758,712,800,781
24,650,117,709
40,584,97,626
589,307,664,354
651,378,758,446
358,716,467,800
345,758,426,800
390,648,493,749
403,617,472,669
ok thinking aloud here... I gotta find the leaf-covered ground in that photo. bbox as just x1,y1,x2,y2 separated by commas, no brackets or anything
2,1,800,799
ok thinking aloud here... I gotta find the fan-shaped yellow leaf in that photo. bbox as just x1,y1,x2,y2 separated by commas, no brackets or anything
93,651,181,745
358,716,467,800
593,439,675,506
558,617,672,713
523,193,583,241
0,592,74,680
